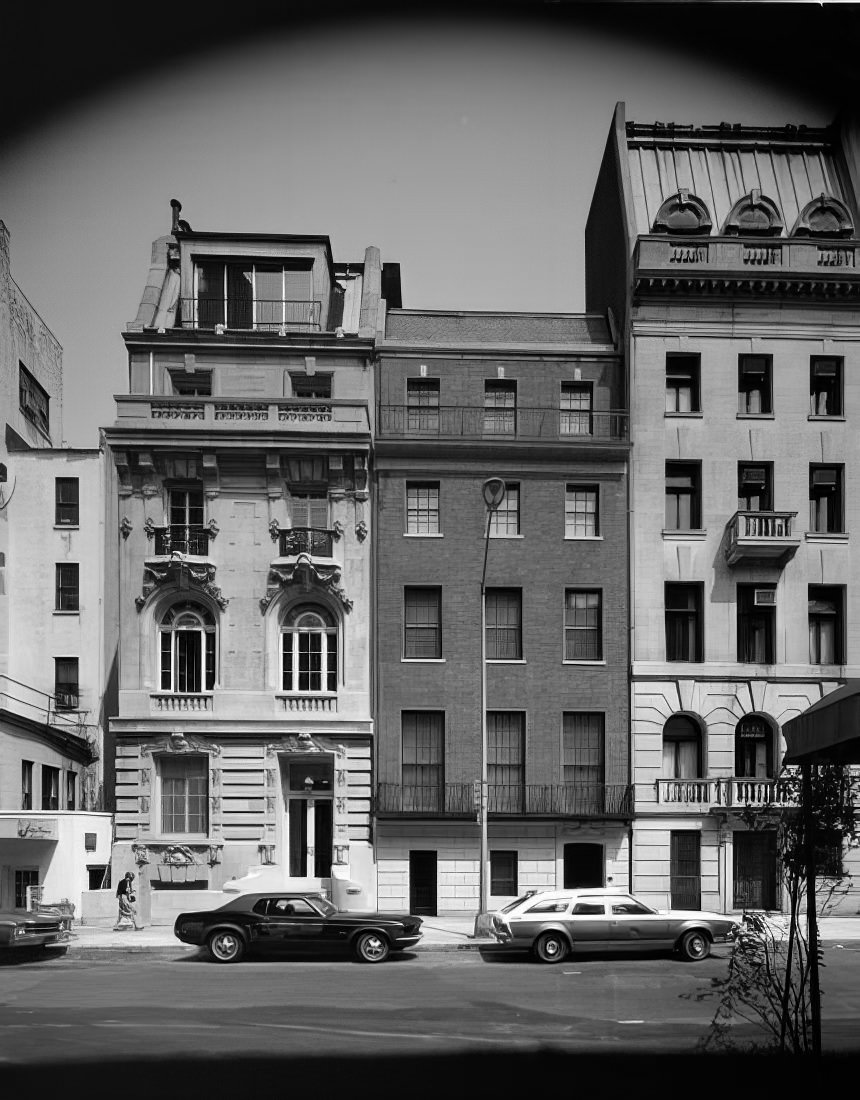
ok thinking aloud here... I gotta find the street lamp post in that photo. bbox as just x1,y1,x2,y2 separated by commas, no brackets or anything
475,477,506,937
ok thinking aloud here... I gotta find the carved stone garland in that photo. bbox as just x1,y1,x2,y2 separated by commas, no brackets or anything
260,553,352,613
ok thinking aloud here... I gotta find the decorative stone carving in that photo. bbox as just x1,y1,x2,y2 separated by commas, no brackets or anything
208,845,223,865
260,555,352,613
140,796,150,814
266,796,275,813
792,193,854,239
652,189,712,235
354,454,368,492
135,558,227,611
132,843,150,866
210,796,221,813
140,734,220,757
722,189,784,237
265,733,330,755
336,797,346,813
355,520,368,542
331,519,344,541
207,518,220,540
143,517,157,540
202,452,220,499
114,452,133,498
259,844,277,865
268,518,281,542
120,516,133,539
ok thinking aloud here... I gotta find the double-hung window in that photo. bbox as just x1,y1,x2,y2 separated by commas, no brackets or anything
666,354,701,413
665,462,701,530
809,466,844,533
485,588,522,659
490,851,518,896
562,713,605,813
406,378,440,432
160,755,208,835
560,382,593,435
66,771,76,811
401,711,444,813
404,587,442,659
484,381,517,435
564,589,602,660
738,464,773,512
665,583,703,662
19,363,50,436
167,488,206,554
565,485,599,538
54,657,79,710
21,762,33,811
810,357,842,417
55,478,79,526
42,766,60,811
737,584,775,664
489,483,520,536
55,564,80,612
487,712,525,813
738,355,772,415
406,482,440,535
808,586,844,665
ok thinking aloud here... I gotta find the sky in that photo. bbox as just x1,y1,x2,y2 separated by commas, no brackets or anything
1,3,857,448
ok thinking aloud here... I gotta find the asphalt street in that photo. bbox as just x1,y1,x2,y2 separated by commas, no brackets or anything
2,945,860,1094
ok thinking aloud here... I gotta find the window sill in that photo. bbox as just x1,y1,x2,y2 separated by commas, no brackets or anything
489,534,524,540
808,415,845,422
53,610,81,616
564,535,603,541
805,532,848,543
664,411,703,419
487,659,527,664
403,532,444,538
662,530,707,540
54,524,80,531
736,413,775,420
562,660,606,666
401,658,446,663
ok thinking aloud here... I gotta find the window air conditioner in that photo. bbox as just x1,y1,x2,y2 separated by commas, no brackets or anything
754,589,776,607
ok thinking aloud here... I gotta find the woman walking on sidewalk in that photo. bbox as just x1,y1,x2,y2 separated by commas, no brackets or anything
114,871,143,931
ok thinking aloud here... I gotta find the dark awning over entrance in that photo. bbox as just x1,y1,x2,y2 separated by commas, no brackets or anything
782,680,860,765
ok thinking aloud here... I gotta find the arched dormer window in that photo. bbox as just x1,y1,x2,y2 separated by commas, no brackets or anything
662,715,703,778
791,193,855,238
652,189,712,235
281,604,338,693
159,602,216,692
734,714,774,779
722,190,784,237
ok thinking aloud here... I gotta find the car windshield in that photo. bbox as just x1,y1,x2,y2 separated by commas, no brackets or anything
499,892,538,913
311,897,337,917
615,896,658,915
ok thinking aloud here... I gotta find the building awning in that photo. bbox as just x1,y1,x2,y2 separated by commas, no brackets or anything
782,680,860,765
0,817,59,841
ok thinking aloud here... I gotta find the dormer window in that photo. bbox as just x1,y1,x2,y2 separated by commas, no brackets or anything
191,261,318,331
722,190,784,237
791,193,855,238
651,189,712,236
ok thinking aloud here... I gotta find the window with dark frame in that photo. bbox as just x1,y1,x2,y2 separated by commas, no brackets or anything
42,765,60,811
738,463,773,512
55,478,80,526
66,771,76,811
735,715,774,779
406,482,440,534
406,378,440,432
291,492,329,530
665,583,704,662
489,483,520,536
55,563,80,611
169,371,212,396
562,712,605,814
15,870,39,910
565,485,599,538
738,355,773,415
54,657,79,710
18,362,50,436
808,585,844,665
485,588,522,659
490,850,518,896
665,462,701,530
737,584,776,664
662,716,702,779
487,712,525,813
809,466,844,533
564,589,602,660
167,487,207,553
282,605,337,693
560,382,593,435
194,261,313,331
401,711,444,813
21,761,33,811
484,381,517,435
160,755,208,834
290,373,332,399
160,602,217,693
404,587,442,659
666,354,701,413
810,357,842,417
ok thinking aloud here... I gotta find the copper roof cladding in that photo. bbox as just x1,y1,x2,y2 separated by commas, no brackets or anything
625,121,851,239
384,310,613,348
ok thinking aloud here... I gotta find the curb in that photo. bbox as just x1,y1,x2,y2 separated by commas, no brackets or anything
55,940,497,961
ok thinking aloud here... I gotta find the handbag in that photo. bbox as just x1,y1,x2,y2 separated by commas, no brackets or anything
129,894,136,903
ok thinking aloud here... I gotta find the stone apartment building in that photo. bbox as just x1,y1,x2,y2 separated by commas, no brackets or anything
373,309,631,914
0,221,111,915
101,203,400,921
586,104,860,914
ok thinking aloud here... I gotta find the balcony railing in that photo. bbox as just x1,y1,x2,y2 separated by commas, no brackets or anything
278,527,334,558
656,779,718,807
179,298,323,332
378,405,628,442
114,395,370,433
488,784,633,816
153,525,211,556
724,510,801,567
719,777,797,808
375,783,476,817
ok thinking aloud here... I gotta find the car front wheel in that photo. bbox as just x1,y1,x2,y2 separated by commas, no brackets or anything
534,931,568,964
354,931,390,963
207,929,246,964
677,929,710,961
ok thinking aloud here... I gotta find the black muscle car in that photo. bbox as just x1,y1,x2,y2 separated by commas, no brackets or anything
174,891,423,963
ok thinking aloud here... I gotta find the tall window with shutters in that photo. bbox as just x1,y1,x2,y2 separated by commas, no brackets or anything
401,711,444,812
488,712,525,813
562,713,605,814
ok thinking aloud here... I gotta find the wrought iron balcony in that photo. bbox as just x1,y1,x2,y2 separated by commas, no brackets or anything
179,298,323,332
153,525,211,556
374,783,476,817
378,405,628,442
488,784,633,817
724,510,801,566
278,527,334,558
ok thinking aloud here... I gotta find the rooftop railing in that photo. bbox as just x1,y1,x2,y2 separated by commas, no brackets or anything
179,298,323,332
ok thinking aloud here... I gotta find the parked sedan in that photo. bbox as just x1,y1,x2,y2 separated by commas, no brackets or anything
490,888,738,963
0,910,72,953
174,892,423,963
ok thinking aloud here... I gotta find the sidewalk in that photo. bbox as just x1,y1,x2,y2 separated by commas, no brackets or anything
58,913,860,960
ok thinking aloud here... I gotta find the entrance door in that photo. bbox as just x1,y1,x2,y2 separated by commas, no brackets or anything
670,831,701,910
284,757,334,879
733,831,778,910
563,843,604,888
409,850,437,916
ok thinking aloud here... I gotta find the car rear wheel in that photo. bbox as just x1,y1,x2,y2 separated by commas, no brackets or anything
534,931,568,964
354,931,390,963
678,929,710,961
207,929,246,964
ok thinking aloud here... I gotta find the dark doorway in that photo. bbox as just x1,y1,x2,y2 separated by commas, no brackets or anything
734,831,778,910
670,831,701,910
409,850,437,916
563,843,604,888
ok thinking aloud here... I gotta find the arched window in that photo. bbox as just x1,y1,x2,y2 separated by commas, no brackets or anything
281,605,338,693
662,716,702,779
722,190,783,237
651,189,712,235
791,193,854,238
159,602,216,693
735,715,773,778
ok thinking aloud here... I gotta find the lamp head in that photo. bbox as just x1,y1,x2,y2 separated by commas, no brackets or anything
481,477,506,511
